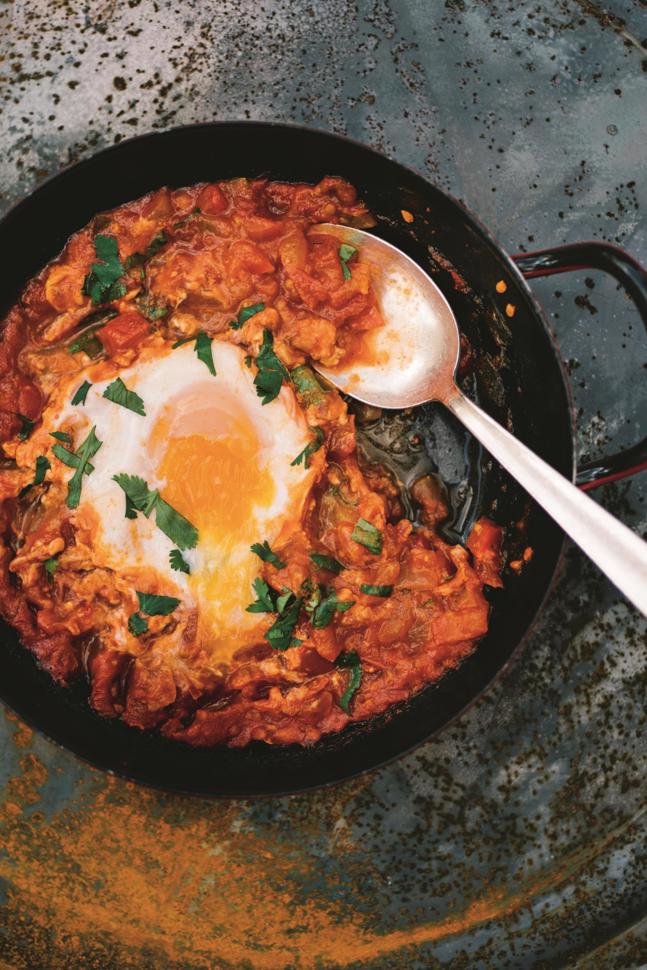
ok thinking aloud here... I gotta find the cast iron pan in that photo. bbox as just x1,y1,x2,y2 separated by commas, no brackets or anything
0,123,645,797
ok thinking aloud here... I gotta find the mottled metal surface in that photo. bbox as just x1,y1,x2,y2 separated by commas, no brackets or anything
1,0,646,966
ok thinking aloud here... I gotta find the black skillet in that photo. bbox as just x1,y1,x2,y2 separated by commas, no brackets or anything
0,123,645,797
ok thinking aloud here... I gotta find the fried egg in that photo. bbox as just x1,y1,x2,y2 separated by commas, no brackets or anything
46,341,320,662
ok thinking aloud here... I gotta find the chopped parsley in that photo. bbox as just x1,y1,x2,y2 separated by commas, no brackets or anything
65,427,102,509
19,455,51,497
254,329,290,405
291,427,324,469
169,548,191,574
68,326,105,358
230,302,265,330
351,517,383,555
336,650,362,712
103,377,146,416
360,583,393,597
52,442,95,475
265,593,303,651
128,613,148,636
135,292,169,321
50,431,72,444
44,556,59,579
136,590,181,615
83,235,127,305
124,230,168,271
310,587,354,629
195,331,216,376
291,366,328,407
309,552,344,575
71,380,92,406
113,473,198,550
250,540,286,570
338,243,357,281
17,414,34,440
246,577,277,613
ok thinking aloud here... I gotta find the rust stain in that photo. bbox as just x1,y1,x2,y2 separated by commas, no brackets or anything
0,729,642,969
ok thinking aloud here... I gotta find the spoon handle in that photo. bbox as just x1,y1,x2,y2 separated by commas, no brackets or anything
446,388,647,616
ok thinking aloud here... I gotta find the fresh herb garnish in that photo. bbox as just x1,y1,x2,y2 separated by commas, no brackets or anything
309,552,344,575
124,230,168,270
265,595,302,651
251,540,286,570
254,329,290,405
103,377,146,416
52,443,95,475
360,583,393,597
128,613,148,636
68,326,105,358
136,590,181,615
19,455,51,497
169,548,191,574
351,517,383,555
246,576,277,613
310,588,354,629
230,302,265,330
135,292,169,321
338,243,357,281
291,427,324,469
17,414,34,440
71,380,92,406
112,473,198,550
244,355,253,368
65,427,102,509
291,366,328,407
44,556,59,578
173,207,201,229
336,650,362,712
50,431,72,444
83,235,127,305
195,331,216,376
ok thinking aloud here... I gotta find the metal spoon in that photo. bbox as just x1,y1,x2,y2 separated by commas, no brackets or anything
314,225,647,616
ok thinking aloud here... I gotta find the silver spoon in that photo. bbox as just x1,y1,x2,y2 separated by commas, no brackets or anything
315,225,647,616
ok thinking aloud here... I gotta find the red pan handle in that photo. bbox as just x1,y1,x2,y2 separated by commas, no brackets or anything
512,242,647,491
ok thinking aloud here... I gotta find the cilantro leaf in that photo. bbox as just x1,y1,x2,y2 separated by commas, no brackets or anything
195,331,216,376
265,596,302,650
112,473,198,550
336,650,362,712
338,243,357,281
250,540,286,570
128,613,148,636
83,235,126,305
230,302,265,330
52,443,95,474
125,230,168,270
360,583,393,597
351,517,383,555
291,427,324,469
309,552,344,575
254,329,289,405
136,591,181,616
169,548,191,574
103,377,146,416
19,455,51,497
17,414,34,440
311,588,354,629
44,556,59,579
246,576,277,613
65,427,102,509
50,431,72,443
71,380,92,406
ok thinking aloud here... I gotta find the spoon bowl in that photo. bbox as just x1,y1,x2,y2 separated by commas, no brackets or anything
314,224,647,616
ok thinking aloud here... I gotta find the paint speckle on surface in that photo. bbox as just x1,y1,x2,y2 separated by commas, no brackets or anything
0,0,646,968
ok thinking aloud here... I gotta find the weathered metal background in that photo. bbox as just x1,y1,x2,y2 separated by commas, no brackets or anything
1,1,646,967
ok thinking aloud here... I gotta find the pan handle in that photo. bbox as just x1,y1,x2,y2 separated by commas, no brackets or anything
512,242,647,491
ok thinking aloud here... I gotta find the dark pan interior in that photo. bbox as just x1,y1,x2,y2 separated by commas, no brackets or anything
0,123,573,796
